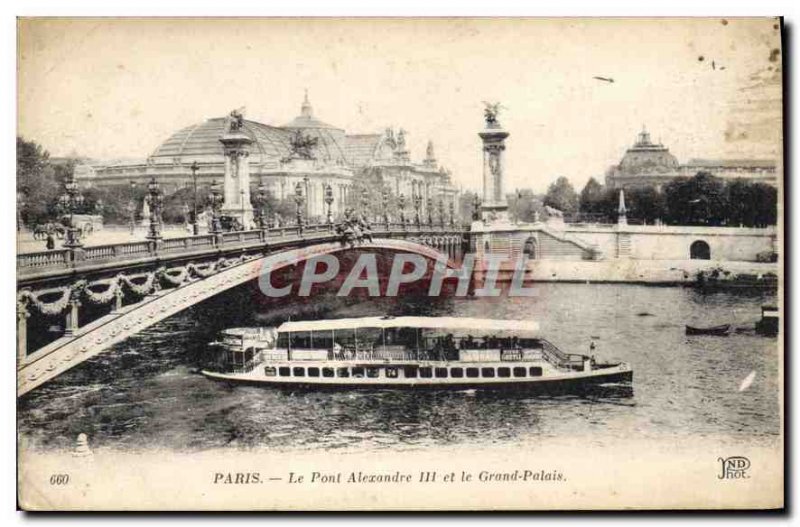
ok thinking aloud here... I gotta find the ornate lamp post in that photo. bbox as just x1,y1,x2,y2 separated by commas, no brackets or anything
324,183,334,228
438,197,445,227
360,188,369,221
449,200,455,227
190,161,200,235
381,187,390,229
253,181,269,230
208,179,224,234
426,196,433,227
303,176,310,220
182,203,190,230
240,189,246,230
398,193,407,230
294,181,305,235
57,173,85,248
145,177,163,242
413,189,422,228
472,194,481,220
128,180,137,235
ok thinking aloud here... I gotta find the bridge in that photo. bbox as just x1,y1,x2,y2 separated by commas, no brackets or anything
17,222,464,396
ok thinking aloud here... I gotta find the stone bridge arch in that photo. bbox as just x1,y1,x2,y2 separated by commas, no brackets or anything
17,238,456,396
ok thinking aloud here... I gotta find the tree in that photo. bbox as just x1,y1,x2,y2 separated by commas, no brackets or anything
17,137,60,225
579,177,605,214
458,190,479,222
508,189,546,223
625,186,666,224
750,183,778,227
543,176,579,215
664,172,727,225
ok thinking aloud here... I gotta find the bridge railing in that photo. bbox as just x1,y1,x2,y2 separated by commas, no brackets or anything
17,222,461,276
17,249,71,270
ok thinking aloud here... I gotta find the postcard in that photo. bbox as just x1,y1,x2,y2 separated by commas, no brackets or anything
16,17,783,510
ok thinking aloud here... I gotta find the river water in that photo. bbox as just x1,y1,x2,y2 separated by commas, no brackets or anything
18,282,780,453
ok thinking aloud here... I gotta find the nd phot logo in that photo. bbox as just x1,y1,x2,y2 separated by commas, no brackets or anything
717,456,751,480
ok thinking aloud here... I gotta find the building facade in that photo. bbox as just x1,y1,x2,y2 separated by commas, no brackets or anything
604,128,778,190
75,94,459,222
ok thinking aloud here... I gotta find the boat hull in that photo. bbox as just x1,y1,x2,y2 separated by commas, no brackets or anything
201,366,632,393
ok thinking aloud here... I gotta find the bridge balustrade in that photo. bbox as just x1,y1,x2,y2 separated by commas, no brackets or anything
17,249,70,269
17,223,462,277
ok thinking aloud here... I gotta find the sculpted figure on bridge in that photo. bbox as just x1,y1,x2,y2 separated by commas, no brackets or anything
228,108,245,133
482,101,503,128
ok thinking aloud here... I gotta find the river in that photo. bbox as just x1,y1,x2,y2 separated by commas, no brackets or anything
18,282,780,453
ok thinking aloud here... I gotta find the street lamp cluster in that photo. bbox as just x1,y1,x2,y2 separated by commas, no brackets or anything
57,174,86,248
208,180,224,234
294,181,305,235
145,177,164,242
49,166,460,252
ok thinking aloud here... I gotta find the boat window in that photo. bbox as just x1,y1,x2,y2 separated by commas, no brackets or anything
293,367,306,377
352,367,365,378
308,367,320,377
481,367,495,378
264,367,277,377
466,368,479,378
279,367,291,377
404,366,418,378
419,367,433,378
386,367,398,379
529,367,543,377
322,368,334,378
277,333,290,349
450,367,464,378
498,367,511,378
367,367,380,378
435,367,448,378
336,367,350,378
513,367,527,378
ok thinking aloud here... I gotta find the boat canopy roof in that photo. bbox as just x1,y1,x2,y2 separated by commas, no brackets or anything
277,316,539,334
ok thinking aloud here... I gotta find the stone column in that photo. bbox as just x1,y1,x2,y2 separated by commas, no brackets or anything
64,298,81,337
112,284,124,313
479,124,510,222
220,131,254,227
17,299,30,367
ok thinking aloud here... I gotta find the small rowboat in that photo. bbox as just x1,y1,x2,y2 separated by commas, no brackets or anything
685,324,731,336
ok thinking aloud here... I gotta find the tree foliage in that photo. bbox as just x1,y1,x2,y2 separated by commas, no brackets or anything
508,189,547,223
17,137,61,225
578,177,605,214
543,176,579,215
576,171,778,227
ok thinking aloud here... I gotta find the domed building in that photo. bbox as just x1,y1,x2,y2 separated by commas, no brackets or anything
605,127,777,190
75,94,459,223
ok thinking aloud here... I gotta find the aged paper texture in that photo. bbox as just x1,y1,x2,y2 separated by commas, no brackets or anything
16,17,783,510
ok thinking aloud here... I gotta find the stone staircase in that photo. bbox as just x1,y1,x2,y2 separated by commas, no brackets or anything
616,233,632,258
536,226,597,260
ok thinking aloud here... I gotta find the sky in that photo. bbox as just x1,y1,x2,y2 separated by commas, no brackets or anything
17,17,783,193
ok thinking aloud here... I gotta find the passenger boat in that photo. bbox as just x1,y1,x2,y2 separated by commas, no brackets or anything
201,317,632,391
685,324,731,336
